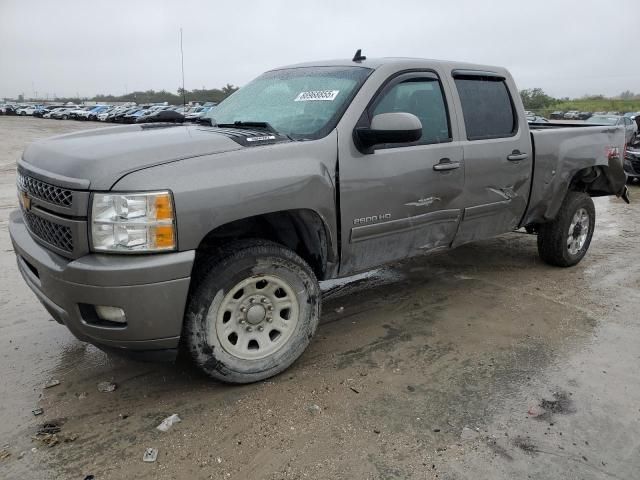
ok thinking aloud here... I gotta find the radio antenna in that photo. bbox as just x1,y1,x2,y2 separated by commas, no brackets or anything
180,28,186,108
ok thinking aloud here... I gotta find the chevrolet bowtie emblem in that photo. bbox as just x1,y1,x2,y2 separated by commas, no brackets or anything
19,190,31,211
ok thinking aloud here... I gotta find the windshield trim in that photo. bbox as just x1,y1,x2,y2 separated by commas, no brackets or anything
206,66,374,141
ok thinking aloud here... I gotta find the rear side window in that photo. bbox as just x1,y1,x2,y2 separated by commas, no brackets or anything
454,76,517,140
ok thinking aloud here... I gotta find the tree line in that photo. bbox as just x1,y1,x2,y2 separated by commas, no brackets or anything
519,88,640,115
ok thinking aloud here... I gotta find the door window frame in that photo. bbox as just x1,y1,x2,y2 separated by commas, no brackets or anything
451,70,519,141
354,70,453,151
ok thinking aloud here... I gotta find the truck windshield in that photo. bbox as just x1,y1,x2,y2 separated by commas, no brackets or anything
205,66,372,140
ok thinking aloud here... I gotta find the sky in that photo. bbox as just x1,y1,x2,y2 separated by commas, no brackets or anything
0,0,638,100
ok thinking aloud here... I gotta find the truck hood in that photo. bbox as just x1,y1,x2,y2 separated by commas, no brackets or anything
20,124,281,190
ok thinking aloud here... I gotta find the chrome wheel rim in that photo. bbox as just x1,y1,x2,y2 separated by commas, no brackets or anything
567,208,590,255
212,274,300,360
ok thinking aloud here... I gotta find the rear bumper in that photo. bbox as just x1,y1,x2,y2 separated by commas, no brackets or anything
9,210,195,354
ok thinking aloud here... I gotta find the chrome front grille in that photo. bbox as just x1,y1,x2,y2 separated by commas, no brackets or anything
22,210,74,252
17,171,73,208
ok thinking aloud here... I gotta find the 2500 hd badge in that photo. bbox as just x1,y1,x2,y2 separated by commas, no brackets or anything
353,213,392,225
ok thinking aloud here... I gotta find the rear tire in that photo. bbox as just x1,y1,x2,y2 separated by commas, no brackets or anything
537,191,595,267
183,239,321,384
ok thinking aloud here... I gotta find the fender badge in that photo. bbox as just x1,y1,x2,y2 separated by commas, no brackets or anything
19,191,31,211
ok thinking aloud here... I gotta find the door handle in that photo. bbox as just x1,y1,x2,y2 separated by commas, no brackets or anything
433,158,461,171
507,150,529,161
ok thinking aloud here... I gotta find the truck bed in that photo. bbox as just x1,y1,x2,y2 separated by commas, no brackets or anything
522,124,627,226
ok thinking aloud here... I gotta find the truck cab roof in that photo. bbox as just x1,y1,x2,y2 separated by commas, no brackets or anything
275,57,510,78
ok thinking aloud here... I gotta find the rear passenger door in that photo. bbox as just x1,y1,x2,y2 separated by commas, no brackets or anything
449,71,532,246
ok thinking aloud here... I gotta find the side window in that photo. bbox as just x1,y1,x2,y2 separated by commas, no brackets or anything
372,78,451,145
454,76,517,140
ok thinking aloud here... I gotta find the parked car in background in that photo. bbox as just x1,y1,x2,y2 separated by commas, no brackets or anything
550,111,564,119
122,108,151,123
110,107,141,123
606,111,621,116
578,112,592,120
527,116,549,123
43,107,66,119
564,110,580,120
97,107,120,122
623,112,640,130
32,106,53,118
69,106,91,120
16,106,40,116
183,106,207,121
184,105,216,122
0,105,18,115
50,107,77,120
135,109,185,124
79,105,109,121
43,108,59,119
586,115,637,144
624,147,640,182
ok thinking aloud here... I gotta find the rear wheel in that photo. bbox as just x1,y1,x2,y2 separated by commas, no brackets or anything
183,240,320,383
537,191,595,267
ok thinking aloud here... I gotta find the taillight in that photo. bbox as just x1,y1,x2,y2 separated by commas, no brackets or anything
606,145,621,160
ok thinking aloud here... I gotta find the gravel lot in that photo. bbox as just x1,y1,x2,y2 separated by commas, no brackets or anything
0,116,639,480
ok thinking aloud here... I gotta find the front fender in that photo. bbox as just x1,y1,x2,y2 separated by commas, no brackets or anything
112,132,339,260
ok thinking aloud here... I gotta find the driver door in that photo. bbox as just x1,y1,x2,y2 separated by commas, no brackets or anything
337,71,465,275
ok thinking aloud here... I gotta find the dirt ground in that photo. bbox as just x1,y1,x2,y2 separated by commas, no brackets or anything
0,116,639,480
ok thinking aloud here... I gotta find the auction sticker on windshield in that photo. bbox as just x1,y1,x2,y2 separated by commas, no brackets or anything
294,90,340,102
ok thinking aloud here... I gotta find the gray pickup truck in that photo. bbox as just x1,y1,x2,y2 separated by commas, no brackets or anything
10,55,629,383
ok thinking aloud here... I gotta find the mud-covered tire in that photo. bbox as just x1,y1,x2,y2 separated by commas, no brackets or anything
537,191,595,267
183,239,321,384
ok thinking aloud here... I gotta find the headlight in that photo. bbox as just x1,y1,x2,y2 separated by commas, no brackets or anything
90,191,176,252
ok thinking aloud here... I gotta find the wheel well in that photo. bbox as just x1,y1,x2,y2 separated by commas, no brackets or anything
569,166,615,197
195,209,332,280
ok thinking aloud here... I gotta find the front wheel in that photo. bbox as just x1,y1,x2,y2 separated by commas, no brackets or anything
183,240,321,384
537,191,595,267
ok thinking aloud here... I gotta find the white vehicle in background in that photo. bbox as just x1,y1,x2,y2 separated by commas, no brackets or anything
16,106,39,116
586,115,637,144
77,105,110,120
184,105,216,122
69,106,91,119
564,110,580,120
43,107,65,119
99,106,128,122
98,107,118,121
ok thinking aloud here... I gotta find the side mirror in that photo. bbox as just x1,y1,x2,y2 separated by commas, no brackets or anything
354,112,422,153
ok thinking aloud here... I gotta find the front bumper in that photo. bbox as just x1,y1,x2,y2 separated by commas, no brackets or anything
9,210,195,356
